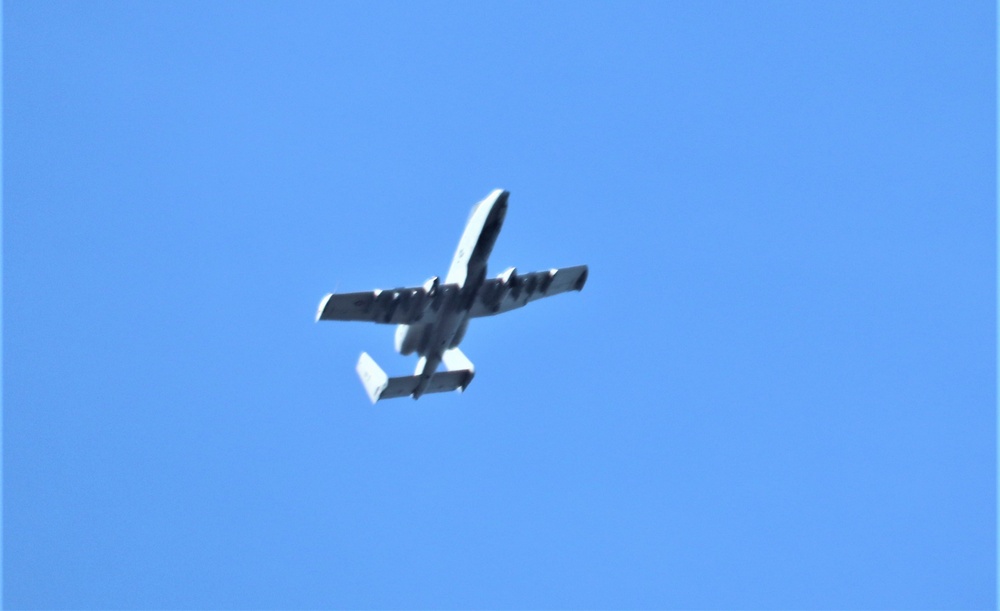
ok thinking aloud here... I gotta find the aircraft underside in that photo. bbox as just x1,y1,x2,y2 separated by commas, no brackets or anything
315,189,588,403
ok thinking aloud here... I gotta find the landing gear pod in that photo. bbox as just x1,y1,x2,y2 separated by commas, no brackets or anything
423,276,440,297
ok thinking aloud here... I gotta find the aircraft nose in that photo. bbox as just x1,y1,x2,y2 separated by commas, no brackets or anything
491,190,509,216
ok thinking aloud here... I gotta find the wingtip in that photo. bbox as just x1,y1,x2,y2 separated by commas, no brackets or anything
316,293,333,322
574,267,589,291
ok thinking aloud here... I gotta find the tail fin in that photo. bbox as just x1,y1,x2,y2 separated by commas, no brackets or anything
442,347,475,376
355,351,475,404
356,352,392,403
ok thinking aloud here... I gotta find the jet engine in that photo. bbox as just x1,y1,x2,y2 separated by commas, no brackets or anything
395,322,427,355
395,324,412,354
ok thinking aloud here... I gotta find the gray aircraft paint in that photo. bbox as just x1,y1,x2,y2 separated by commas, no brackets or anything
316,189,588,402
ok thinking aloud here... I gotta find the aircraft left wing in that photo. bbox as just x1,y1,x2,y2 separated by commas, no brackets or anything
316,283,460,325
468,265,588,318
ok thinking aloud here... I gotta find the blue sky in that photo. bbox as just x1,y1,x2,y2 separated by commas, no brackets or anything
4,1,995,608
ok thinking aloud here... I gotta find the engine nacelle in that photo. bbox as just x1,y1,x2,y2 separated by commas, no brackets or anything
396,322,430,355
395,324,410,354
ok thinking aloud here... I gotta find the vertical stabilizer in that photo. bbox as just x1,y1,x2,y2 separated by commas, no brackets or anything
441,347,475,391
442,347,475,375
356,352,389,404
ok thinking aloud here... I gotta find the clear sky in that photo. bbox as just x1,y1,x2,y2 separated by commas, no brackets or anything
4,1,996,608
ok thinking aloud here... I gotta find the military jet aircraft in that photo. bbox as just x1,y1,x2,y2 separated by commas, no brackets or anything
316,189,588,403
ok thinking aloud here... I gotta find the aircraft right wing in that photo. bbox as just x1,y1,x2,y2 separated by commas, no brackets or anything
316,283,460,325
468,265,588,318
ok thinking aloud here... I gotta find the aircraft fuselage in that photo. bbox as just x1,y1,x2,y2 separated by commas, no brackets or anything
396,189,509,397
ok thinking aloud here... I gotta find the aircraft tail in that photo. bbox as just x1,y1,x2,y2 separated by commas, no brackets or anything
356,350,475,404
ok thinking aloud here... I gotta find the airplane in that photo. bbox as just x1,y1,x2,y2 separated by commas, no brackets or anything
315,189,588,403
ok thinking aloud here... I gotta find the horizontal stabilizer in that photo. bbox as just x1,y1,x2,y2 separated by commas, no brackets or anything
356,352,474,404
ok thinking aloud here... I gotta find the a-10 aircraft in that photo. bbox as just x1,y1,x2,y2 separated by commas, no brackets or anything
316,189,588,403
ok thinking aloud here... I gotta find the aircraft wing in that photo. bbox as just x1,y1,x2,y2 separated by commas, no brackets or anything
468,265,588,318
316,283,460,325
